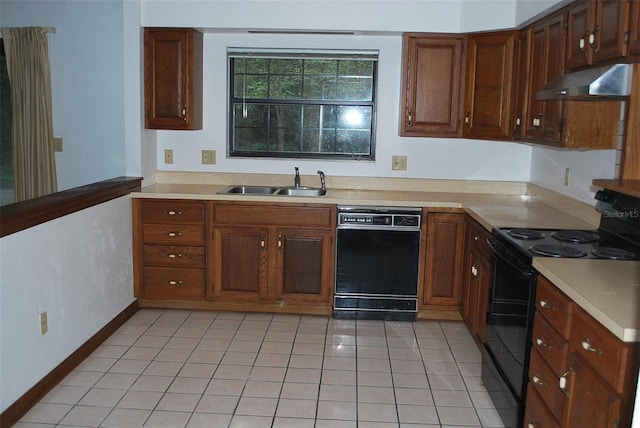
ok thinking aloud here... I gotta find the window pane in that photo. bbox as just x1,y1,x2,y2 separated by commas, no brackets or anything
229,52,376,159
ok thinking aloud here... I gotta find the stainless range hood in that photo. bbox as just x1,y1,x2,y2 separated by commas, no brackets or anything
536,63,632,100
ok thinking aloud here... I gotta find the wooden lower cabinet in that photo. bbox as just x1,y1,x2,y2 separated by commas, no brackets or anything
212,202,335,310
525,275,639,428
421,212,465,307
460,217,492,345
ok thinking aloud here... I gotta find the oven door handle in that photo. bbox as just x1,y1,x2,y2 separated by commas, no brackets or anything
487,238,534,279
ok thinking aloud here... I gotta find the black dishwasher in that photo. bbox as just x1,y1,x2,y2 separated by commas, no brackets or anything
334,206,422,321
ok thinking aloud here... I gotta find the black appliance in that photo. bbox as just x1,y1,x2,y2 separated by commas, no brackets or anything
334,205,421,321
482,189,640,428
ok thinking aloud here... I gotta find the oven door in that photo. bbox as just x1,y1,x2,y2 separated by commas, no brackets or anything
484,238,537,427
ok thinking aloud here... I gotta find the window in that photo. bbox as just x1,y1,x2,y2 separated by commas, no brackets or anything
228,49,377,160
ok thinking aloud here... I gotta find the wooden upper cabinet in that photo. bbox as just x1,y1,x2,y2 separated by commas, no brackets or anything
400,33,465,137
144,28,203,130
629,0,640,60
463,31,516,140
566,0,631,70
524,11,566,146
512,29,532,139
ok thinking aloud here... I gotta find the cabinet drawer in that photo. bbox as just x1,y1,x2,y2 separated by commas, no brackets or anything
528,349,565,421
468,220,492,255
142,267,205,299
142,224,205,245
143,245,205,266
524,384,560,428
140,200,205,224
569,307,627,392
531,312,569,375
214,203,333,228
535,276,573,338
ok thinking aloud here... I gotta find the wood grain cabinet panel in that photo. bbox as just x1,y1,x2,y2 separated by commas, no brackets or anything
142,267,205,299
629,0,640,60
400,33,465,137
422,212,465,307
463,31,516,140
144,27,203,130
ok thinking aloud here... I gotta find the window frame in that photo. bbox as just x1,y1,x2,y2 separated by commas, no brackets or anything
227,49,378,161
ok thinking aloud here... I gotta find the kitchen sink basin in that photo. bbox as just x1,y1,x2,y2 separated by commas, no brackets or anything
218,185,328,197
220,185,279,195
275,187,327,197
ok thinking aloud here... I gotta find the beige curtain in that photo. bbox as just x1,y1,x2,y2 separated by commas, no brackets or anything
3,27,57,202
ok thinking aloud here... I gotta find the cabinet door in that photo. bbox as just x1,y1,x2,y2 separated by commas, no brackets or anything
563,354,622,428
512,29,531,139
400,34,465,137
629,0,640,60
213,227,267,301
144,28,203,130
463,31,515,139
422,213,465,306
273,229,333,303
525,12,566,145
566,0,595,70
592,0,630,64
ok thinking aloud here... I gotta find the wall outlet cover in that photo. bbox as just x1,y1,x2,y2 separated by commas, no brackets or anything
202,150,216,165
164,149,174,164
392,155,408,171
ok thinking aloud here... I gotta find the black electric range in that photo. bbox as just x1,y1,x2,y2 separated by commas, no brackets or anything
493,189,640,263
482,188,640,428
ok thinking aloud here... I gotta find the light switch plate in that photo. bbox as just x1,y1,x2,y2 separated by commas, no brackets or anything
392,155,407,171
164,149,173,164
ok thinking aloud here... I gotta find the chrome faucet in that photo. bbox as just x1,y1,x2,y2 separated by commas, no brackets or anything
317,170,326,192
294,167,301,188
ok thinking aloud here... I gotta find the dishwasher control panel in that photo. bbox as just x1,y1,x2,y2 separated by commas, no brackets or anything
337,206,421,229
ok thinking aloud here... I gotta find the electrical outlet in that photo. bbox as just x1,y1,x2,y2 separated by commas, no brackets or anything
564,168,571,187
201,150,216,165
40,311,48,335
52,137,63,152
392,155,408,171
164,149,173,164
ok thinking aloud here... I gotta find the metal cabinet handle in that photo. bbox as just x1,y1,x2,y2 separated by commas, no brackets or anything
260,239,265,248
167,280,183,286
527,423,536,428
167,232,183,237
536,337,551,349
407,109,413,127
167,253,182,259
465,112,471,127
278,235,282,250
581,337,602,355
589,27,599,51
532,375,546,388
182,105,188,121
579,35,587,54
167,210,182,216
539,299,555,310
559,367,572,396
471,263,479,277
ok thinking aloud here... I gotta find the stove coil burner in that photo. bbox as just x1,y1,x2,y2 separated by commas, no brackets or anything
550,230,600,244
592,247,637,260
529,244,587,258
507,229,546,240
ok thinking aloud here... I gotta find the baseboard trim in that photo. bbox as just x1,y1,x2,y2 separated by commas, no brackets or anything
0,300,139,428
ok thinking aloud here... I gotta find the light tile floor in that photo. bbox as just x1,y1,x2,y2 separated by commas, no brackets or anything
16,310,506,428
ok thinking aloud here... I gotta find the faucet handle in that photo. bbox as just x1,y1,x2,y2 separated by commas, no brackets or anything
317,170,326,191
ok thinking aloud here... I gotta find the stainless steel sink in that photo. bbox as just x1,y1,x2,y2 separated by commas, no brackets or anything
218,185,328,197
220,185,279,195
275,187,327,197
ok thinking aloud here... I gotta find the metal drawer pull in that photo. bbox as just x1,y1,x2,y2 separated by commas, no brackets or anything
527,423,536,428
581,338,602,355
167,232,183,237
532,375,546,388
559,367,572,396
536,337,551,349
167,280,183,286
167,210,182,215
167,253,182,259
539,300,555,310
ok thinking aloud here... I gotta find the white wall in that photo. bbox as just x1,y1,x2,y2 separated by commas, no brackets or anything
1,0,129,191
0,196,136,413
